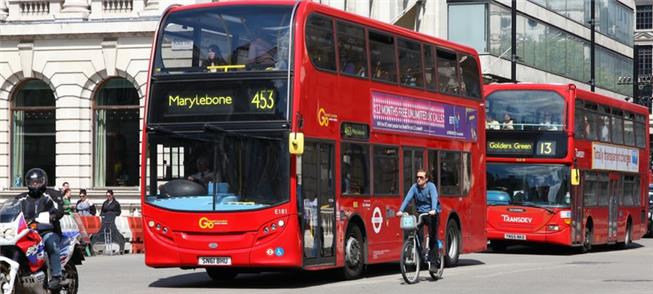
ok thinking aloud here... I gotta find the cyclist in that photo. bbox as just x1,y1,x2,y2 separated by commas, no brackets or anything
396,168,440,271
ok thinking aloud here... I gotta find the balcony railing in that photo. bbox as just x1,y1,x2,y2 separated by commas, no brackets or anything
0,0,159,21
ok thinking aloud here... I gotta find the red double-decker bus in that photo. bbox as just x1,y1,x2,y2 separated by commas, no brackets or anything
141,0,487,279
485,83,650,252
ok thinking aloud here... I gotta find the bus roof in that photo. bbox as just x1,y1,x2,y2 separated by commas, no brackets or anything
163,0,480,58
484,83,649,116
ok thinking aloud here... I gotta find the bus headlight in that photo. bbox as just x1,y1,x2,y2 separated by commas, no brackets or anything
547,224,560,231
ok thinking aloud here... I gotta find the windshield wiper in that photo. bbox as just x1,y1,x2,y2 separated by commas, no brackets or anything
512,202,554,214
203,123,281,141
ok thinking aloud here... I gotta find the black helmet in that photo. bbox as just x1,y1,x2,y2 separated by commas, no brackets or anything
25,168,48,197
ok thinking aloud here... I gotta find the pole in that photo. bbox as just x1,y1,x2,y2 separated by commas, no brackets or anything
511,0,517,83
634,45,640,104
590,0,595,92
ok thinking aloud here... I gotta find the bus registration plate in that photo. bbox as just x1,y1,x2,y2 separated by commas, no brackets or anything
504,233,526,240
198,257,231,266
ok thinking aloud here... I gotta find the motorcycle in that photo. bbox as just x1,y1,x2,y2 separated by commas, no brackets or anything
0,199,85,293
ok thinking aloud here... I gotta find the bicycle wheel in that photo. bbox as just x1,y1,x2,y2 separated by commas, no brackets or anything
400,237,420,284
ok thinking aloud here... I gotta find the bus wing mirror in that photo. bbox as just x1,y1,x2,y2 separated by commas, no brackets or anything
289,132,304,155
571,168,580,186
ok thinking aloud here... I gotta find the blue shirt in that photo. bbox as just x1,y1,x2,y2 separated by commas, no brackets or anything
399,182,439,213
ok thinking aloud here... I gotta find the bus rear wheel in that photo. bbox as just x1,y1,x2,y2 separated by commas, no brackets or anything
619,222,632,249
444,221,460,267
206,268,238,281
343,225,365,279
581,226,592,253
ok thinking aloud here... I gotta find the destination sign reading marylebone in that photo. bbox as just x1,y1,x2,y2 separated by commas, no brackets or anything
166,89,276,115
371,91,478,141
148,79,288,124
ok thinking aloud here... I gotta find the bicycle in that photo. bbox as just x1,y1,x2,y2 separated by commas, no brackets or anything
399,212,444,284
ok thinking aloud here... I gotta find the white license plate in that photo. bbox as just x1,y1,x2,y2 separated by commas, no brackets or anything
198,256,231,265
504,233,526,240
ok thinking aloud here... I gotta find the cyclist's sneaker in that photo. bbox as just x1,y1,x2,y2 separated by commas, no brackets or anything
429,261,438,272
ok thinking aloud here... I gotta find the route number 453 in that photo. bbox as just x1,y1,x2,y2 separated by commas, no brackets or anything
251,90,275,110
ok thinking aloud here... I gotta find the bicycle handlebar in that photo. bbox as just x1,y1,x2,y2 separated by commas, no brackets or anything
415,213,431,226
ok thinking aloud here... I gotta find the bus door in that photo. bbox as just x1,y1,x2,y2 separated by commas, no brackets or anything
301,142,336,266
571,173,584,245
607,173,621,243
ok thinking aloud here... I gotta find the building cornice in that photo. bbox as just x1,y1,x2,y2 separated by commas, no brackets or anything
0,18,158,39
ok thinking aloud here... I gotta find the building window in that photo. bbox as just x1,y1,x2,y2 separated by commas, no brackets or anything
94,78,140,187
448,3,487,53
638,45,652,75
637,5,653,30
11,80,56,187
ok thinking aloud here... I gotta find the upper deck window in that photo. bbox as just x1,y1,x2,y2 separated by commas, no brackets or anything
337,21,368,77
306,14,337,71
485,90,566,131
369,30,397,83
154,5,293,74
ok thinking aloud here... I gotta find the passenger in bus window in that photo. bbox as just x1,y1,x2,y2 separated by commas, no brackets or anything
582,115,591,138
600,116,610,141
373,60,389,80
486,113,500,130
501,113,514,130
202,45,227,72
539,113,558,131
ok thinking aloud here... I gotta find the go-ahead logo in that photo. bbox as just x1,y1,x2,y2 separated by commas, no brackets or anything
198,217,228,229
318,107,338,127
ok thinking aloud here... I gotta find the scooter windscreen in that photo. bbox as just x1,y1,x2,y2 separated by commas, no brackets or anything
0,199,21,223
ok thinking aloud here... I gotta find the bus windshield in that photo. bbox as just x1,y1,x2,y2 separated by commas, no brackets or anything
154,5,293,74
146,131,289,212
486,90,565,131
487,163,570,207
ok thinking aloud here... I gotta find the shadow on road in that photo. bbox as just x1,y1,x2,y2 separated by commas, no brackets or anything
483,241,645,256
149,259,485,289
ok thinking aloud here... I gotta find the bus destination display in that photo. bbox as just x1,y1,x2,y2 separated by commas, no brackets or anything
148,79,288,123
487,140,558,157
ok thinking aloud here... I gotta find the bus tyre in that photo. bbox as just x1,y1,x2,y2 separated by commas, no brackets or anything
620,222,632,249
206,268,238,281
343,225,364,279
444,221,460,267
581,226,592,253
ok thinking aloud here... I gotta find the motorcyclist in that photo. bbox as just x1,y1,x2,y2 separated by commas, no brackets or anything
15,168,65,290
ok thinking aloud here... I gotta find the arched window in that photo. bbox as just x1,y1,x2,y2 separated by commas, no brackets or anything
94,78,140,187
11,80,56,187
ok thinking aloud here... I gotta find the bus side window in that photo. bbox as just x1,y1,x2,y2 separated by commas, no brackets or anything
342,143,370,195
397,38,423,88
459,54,481,98
337,21,368,78
306,14,337,71
436,49,459,95
369,30,397,83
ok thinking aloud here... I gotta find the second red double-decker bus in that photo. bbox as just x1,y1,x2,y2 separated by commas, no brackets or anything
142,0,487,280
485,83,649,252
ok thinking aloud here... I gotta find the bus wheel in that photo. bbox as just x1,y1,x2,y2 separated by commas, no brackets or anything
343,225,364,279
581,225,592,253
620,222,632,249
206,268,238,281
444,221,460,267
